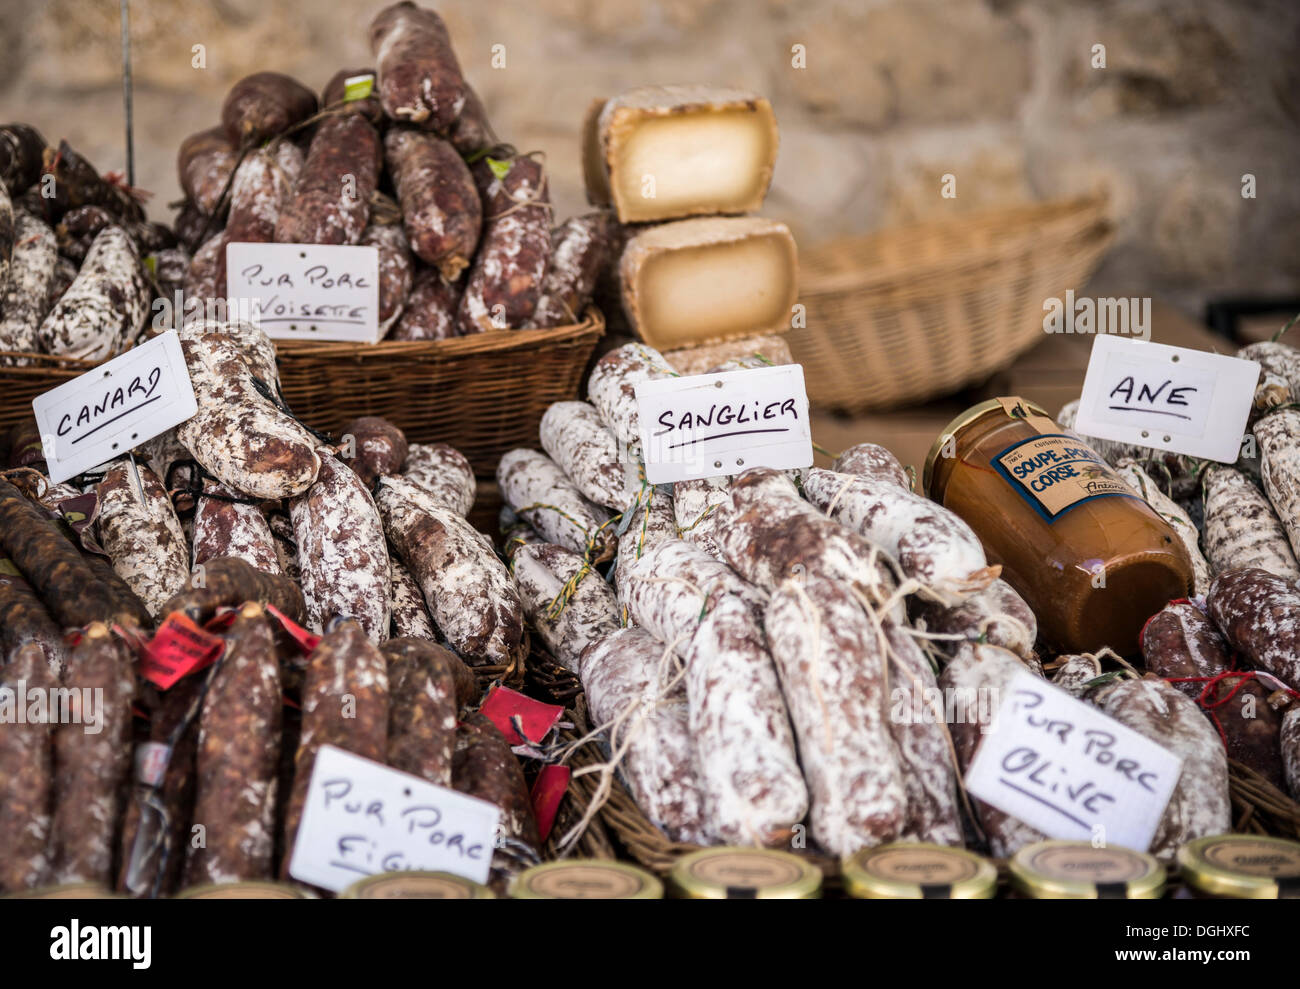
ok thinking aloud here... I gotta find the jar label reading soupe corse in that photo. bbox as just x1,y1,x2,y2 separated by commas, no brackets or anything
992,434,1139,522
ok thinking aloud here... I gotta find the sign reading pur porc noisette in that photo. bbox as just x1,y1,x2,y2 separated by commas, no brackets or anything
635,364,813,485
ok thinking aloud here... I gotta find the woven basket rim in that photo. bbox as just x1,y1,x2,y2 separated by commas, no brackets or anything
274,308,604,361
0,351,100,373
800,196,1112,294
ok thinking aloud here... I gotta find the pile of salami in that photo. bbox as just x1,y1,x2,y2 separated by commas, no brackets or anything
177,1,612,339
0,316,547,895
0,124,170,364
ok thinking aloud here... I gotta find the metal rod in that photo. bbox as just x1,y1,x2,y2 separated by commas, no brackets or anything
120,0,134,188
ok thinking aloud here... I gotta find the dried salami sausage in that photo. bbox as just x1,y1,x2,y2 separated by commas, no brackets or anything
1207,567,1300,689
0,642,55,891
187,603,281,884
587,342,676,447
0,122,46,196
579,626,708,843
803,466,997,598
49,624,135,884
177,321,321,500
0,479,117,628
95,459,191,620
909,577,1038,662
0,558,65,673
42,140,144,224
290,454,391,640
388,555,436,640
39,225,150,359
453,712,540,869
833,443,910,489
540,401,638,511
0,208,58,360
275,114,380,247
388,266,460,340
321,68,384,125
281,619,389,877
339,415,408,489
1088,675,1231,861
457,154,551,333
383,637,461,786
384,128,480,280
191,481,281,574
1142,599,1289,788
496,448,615,560
360,223,413,326
214,141,304,287
764,575,907,854
369,2,468,131
177,126,238,218
376,487,523,666
162,555,306,627
400,442,475,516
614,486,676,603
221,72,318,148
530,212,616,328
511,541,619,671
684,595,806,846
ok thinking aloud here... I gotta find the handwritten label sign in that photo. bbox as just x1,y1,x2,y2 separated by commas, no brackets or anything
225,242,381,343
287,745,500,891
965,671,1182,852
1075,336,1259,463
33,330,197,484
635,364,812,484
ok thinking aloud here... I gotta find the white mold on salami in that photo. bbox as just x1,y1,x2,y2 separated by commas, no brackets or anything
512,541,619,671
39,225,149,360
684,595,806,846
579,626,709,843
496,448,615,559
0,209,58,362
540,401,640,512
95,458,191,619
400,442,475,517
290,454,391,641
587,342,677,447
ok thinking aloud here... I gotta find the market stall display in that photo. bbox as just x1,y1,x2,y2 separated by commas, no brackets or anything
2,0,1300,909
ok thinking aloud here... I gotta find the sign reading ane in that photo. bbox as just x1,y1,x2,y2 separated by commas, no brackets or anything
226,242,381,343
32,330,197,484
1074,335,1260,463
635,364,813,484
964,671,1182,852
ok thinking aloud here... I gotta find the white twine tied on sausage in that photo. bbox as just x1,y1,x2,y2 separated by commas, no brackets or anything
551,631,692,856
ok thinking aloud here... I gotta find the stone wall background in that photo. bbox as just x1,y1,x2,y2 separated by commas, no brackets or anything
1,0,1296,317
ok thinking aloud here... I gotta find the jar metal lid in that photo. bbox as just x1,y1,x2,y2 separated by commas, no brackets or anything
340,871,495,899
1009,841,1166,899
842,843,997,899
1177,835,1300,899
511,860,663,899
5,883,122,899
177,881,313,899
669,848,822,899
922,397,1052,498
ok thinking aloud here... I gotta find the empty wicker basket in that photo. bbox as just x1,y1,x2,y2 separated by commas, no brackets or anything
791,197,1114,413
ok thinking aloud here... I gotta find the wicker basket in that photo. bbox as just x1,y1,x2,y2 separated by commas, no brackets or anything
0,353,100,435
791,197,1115,413
274,309,604,477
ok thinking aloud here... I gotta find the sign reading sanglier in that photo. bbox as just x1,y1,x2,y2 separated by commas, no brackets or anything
635,364,813,484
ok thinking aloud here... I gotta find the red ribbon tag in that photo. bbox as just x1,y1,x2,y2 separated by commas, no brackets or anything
139,613,225,690
530,765,571,843
266,603,321,654
479,686,564,746
203,608,238,633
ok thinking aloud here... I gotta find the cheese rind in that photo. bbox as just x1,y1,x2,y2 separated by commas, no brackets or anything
619,216,798,351
587,85,779,223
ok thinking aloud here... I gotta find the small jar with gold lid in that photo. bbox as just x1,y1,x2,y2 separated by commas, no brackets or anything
5,883,124,899
842,843,997,899
669,848,822,899
1177,835,1300,899
511,860,663,899
340,871,495,899
1009,841,1166,899
924,397,1192,654
176,881,314,899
